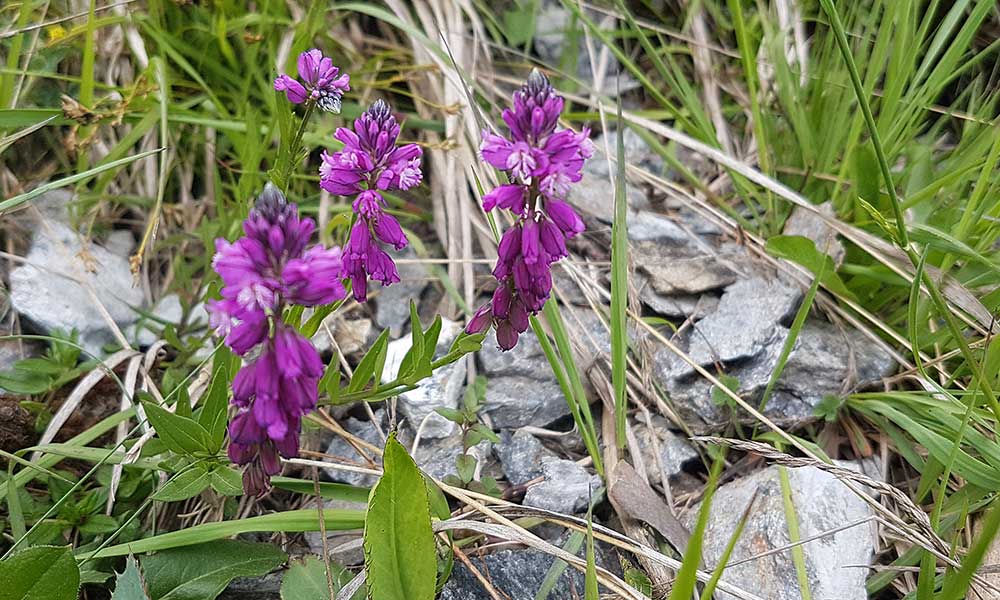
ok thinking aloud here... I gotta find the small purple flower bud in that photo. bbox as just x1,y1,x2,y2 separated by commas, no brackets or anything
373,213,408,250
482,184,526,214
545,199,585,237
496,320,520,351
465,304,493,334
539,218,568,261
521,218,542,265
491,284,513,319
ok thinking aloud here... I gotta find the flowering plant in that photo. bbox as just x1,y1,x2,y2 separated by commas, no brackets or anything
466,70,592,350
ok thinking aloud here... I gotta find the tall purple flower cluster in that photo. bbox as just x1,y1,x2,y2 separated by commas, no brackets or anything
208,184,347,495
319,100,423,302
274,49,350,113
466,70,591,350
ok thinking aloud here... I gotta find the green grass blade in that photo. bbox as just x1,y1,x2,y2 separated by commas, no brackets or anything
668,450,724,600
0,148,164,214
610,104,629,449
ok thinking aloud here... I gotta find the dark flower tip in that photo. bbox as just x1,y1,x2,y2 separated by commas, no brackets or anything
366,98,392,123
254,182,290,222
524,68,553,100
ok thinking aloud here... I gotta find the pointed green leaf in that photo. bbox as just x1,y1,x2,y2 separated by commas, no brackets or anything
364,433,437,600
197,365,231,452
143,402,213,456
153,466,212,502
141,540,285,600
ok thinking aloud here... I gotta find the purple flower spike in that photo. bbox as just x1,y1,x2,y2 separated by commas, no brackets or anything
472,70,591,351
208,184,348,495
274,48,350,113
319,100,423,301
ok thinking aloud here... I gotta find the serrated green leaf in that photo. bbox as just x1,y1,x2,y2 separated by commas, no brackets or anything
143,402,214,456
153,467,212,502
0,545,80,600
141,540,286,600
364,433,437,600
280,556,353,600
111,556,149,600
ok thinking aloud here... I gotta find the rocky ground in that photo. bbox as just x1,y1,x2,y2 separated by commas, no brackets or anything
0,42,892,600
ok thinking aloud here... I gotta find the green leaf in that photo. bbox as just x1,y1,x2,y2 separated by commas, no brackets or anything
584,506,599,600
764,235,857,301
269,477,370,504
79,514,120,535
153,466,212,502
85,509,367,558
197,365,231,452
711,374,741,408
143,402,214,456
280,556,352,600
0,545,81,600
208,466,244,496
364,433,437,600
434,407,465,424
349,329,390,393
0,149,164,214
112,556,150,600
455,454,476,483
141,540,286,600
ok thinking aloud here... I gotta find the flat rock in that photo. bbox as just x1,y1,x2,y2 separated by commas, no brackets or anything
440,546,609,600
10,221,145,356
634,414,699,484
646,257,739,296
495,429,559,485
413,433,496,482
782,202,845,266
534,1,640,93
588,128,664,178
636,276,719,319
311,315,372,356
479,329,571,429
627,210,692,245
374,247,429,336
569,170,649,222
522,458,601,514
656,276,801,382
685,461,878,600
323,414,388,488
658,318,897,433
381,318,464,439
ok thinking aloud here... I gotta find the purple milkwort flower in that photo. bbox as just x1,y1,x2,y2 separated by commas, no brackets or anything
466,70,592,351
274,49,350,113
208,184,347,495
319,99,423,302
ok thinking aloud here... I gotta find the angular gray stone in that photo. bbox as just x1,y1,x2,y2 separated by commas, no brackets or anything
311,315,372,355
381,318,465,439
685,461,878,600
627,210,692,245
636,273,719,319
413,433,495,482
658,318,897,432
322,415,387,488
495,429,558,485
374,248,428,336
634,414,699,484
304,498,367,565
522,458,601,514
104,230,136,257
588,128,664,178
569,170,649,222
10,222,145,356
648,257,739,296
656,277,801,381
783,202,845,267
479,330,571,429
534,2,640,93
439,547,605,600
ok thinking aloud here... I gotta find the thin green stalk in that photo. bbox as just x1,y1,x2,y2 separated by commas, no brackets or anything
779,466,813,600
610,109,629,449
819,0,909,248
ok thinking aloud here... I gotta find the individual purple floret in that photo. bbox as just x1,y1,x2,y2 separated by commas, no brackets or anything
319,99,423,302
274,49,350,113
466,70,592,351
208,184,346,495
